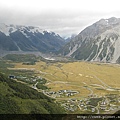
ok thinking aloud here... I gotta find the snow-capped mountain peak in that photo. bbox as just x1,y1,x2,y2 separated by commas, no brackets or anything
0,23,16,36
59,17,120,63
0,24,46,36
0,23,65,52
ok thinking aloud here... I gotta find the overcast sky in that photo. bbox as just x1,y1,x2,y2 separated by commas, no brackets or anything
0,0,120,37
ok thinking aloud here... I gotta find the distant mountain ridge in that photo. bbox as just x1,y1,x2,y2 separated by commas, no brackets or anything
64,34,76,43
0,23,65,53
59,17,120,63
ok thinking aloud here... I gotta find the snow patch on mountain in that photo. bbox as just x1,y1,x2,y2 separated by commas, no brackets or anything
0,24,46,36
13,41,22,51
60,17,120,63
66,44,78,56
112,37,120,63
27,26,44,34
0,23,17,36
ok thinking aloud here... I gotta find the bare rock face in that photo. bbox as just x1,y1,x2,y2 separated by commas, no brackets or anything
59,17,120,63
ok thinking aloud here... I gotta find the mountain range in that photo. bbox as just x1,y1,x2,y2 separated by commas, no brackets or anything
0,24,65,53
0,17,120,63
59,17,120,63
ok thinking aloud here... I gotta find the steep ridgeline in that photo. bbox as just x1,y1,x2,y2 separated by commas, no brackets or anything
0,24,65,53
59,17,120,63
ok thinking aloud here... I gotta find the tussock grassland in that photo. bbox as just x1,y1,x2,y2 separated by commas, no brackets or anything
12,61,120,97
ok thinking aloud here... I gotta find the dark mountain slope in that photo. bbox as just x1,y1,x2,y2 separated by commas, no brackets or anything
0,24,65,53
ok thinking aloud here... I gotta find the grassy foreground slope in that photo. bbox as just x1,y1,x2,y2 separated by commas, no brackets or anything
0,73,65,114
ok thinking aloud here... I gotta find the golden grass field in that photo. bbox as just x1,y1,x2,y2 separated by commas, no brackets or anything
11,61,120,98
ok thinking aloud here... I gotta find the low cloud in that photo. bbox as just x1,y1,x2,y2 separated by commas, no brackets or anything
0,4,120,37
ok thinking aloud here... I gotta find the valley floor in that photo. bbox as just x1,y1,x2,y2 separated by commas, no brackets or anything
5,60,120,114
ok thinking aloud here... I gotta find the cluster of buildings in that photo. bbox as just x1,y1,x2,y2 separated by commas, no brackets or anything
9,75,44,84
8,75,120,114
45,89,79,98
60,94,120,113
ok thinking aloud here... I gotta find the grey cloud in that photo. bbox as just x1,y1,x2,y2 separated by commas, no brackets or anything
0,7,120,37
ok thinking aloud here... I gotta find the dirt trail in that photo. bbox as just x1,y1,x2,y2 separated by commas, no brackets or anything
93,75,110,88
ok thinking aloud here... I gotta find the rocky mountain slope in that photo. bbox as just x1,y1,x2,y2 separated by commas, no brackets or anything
0,24,65,53
59,17,120,63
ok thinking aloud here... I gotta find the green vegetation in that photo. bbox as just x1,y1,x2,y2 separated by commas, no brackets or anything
36,83,48,90
0,56,120,115
89,98,103,106
0,94,20,114
22,61,35,65
0,60,15,76
3,54,38,63
36,78,48,90
0,60,14,68
0,73,65,114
